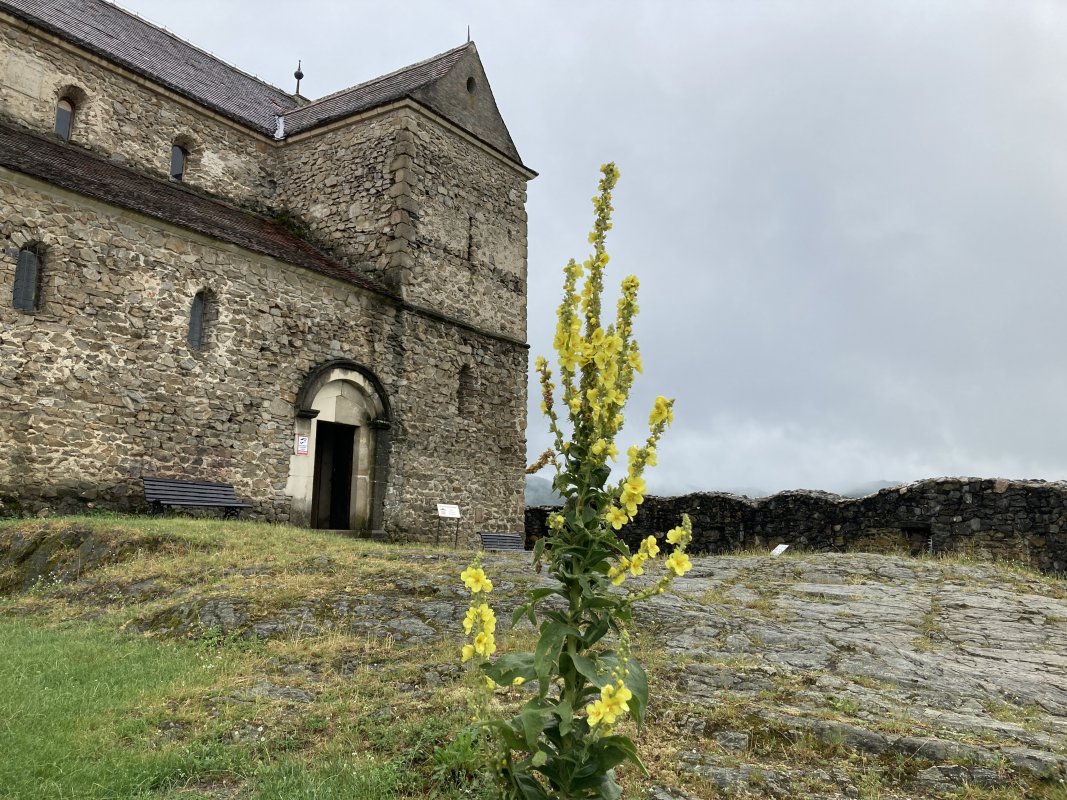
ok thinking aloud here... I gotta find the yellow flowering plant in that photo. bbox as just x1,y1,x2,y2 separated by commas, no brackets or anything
456,165,693,800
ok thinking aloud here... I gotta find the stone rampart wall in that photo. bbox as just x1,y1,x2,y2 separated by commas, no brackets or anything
0,19,276,206
525,478,1067,574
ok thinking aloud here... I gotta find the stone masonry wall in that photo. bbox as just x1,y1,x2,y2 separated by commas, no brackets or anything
525,478,1067,574
0,17,277,206
0,171,525,540
405,114,528,341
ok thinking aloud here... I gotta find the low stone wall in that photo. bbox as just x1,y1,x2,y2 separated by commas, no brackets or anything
525,477,1067,574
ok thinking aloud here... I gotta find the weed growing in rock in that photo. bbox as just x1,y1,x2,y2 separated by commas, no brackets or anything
455,165,691,799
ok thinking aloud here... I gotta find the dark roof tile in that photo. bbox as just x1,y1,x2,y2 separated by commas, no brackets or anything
0,122,393,297
0,0,296,134
282,44,470,134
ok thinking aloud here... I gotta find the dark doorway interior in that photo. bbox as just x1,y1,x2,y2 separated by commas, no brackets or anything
312,421,356,529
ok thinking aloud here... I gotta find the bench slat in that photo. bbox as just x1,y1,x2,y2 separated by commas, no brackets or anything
479,531,525,551
142,476,250,513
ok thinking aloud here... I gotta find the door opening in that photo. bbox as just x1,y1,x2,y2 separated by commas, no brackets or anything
312,420,356,529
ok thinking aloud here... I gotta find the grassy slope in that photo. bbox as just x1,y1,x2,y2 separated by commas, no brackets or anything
1,515,1065,800
0,516,496,800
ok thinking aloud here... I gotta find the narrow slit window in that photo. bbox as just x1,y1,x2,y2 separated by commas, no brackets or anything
188,291,207,350
170,144,188,181
54,99,74,140
458,365,477,415
12,247,41,312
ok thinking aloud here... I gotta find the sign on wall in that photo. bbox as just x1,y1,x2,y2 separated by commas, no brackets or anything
437,503,461,518
296,435,310,455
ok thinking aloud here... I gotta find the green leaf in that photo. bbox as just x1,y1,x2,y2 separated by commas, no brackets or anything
519,706,549,749
534,621,577,686
556,698,573,737
530,750,548,767
532,537,547,564
624,659,650,731
512,772,551,800
482,652,535,686
569,653,605,687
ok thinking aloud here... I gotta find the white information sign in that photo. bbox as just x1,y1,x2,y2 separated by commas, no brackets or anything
437,503,461,519
770,544,790,556
296,435,310,455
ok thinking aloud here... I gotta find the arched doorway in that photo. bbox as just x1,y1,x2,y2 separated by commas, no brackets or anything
286,361,391,532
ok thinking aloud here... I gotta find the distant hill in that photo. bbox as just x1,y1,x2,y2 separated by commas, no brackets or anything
838,480,903,498
525,475,562,506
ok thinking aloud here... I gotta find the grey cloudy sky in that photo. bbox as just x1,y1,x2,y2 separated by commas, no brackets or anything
121,0,1067,495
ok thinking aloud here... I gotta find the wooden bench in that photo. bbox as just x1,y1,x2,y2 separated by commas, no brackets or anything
478,531,526,552
142,476,252,519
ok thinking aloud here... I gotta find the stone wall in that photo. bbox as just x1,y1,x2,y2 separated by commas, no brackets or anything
0,18,276,206
0,170,525,541
525,478,1067,574
404,115,528,341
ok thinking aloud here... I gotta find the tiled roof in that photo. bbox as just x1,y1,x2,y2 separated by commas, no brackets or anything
282,44,471,134
0,123,393,297
0,0,487,144
0,0,298,134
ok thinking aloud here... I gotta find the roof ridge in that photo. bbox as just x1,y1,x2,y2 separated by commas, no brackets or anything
97,0,294,103
283,41,472,118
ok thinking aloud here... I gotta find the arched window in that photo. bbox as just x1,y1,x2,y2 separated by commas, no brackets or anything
458,365,477,416
54,98,75,140
12,246,42,312
187,290,208,350
170,144,188,181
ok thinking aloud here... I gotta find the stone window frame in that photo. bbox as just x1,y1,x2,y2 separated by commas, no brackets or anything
11,242,44,313
186,287,218,352
170,134,198,183
53,85,88,142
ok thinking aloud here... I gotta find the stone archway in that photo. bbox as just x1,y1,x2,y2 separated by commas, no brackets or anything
285,361,391,532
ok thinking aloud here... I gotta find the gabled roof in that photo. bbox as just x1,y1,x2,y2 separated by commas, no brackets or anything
282,44,469,134
1,0,526,165
0,0,298,135
0,122,393,297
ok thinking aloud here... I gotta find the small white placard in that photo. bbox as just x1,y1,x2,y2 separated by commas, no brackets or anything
437,503,461,519
296,435,310,455
770,544,790,556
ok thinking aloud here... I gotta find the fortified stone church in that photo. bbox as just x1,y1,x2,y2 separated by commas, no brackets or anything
0,0,534,539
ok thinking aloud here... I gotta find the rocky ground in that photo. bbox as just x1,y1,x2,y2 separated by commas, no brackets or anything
2,521,1066,798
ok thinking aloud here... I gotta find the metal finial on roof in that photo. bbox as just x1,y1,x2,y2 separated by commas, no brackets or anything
467,26,471,43
294,60,304,95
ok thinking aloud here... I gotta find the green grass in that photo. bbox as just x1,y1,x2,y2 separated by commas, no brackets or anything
0,618,235,799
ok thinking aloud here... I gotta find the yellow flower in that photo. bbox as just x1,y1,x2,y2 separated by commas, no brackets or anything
474,631,496,656
604,505,628,530
606,443,619,460
512,676,526,686
534,355,547,370
665,550,692,577
586,699,607,726
666,525,690,546
629,552,646,577
463,606,480,634
548,513,564,531
646,448,657,467
461,644,475,662
627,349,643,373
591,439,606,456
642,535,660,558
568,396,581,413
461,566,494,594
485,676,496,691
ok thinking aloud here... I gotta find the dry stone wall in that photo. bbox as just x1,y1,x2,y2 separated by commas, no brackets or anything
525,478,1067,574
0,19,276,206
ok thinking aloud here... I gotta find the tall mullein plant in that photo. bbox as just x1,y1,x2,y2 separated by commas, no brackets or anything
458,164,693,800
